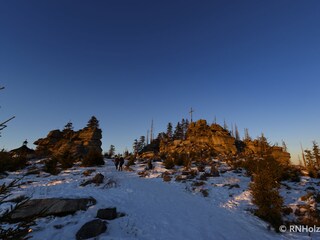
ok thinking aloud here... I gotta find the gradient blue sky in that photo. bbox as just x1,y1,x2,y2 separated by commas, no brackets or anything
1,0,319,163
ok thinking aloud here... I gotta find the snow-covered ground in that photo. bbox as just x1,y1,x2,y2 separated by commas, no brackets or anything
1,159,318,240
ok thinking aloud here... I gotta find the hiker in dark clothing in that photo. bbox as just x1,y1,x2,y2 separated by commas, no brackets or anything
114,158,120,171
119,157,124,171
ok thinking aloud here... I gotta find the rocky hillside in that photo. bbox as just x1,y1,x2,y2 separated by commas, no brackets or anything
159,119,290,164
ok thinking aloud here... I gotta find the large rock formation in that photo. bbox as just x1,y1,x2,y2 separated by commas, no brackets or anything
160,120,237,157
34,126,102,159
160,119,290,163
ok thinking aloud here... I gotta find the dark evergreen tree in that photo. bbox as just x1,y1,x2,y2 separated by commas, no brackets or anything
166,122,173,140
138,136,145,152
108,145,116,158
173,122,183,140
64,121,74,131
305,149,315,168
244,128,251,141
235,124,240,141
250,155,283,231
182,118,189,140
312,141,320,168
157,132,166,141
133,139,139,155
281,140,288,152
258,133,269,156
87,116,99,128
223,119,228,131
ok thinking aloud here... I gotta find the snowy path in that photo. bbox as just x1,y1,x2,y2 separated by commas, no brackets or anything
81,162,282,240
5,160,311,239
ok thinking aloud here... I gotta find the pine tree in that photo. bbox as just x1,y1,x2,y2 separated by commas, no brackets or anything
166,122,173,140
258,133,269,155
281,140,288,152
244,128,251,141
235,124,240,141
223,119,228,131
108,145,116,158
138,136,145,152
133,139,139,155
312,141,320,168
64,121,74,131
250,156,283,231
87,116,99,128
230,123,234,137
304,149,315,168
173,122,183,140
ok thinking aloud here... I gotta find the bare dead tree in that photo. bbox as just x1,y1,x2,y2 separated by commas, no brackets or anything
0,86,15,135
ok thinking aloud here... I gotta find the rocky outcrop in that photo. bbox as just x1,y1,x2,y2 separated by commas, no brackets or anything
243,139,291,165
160,119,290,163
34,126,102,159
160,120,237,157
8,198,96,222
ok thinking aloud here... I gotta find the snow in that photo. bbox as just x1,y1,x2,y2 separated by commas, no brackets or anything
0,159,318,239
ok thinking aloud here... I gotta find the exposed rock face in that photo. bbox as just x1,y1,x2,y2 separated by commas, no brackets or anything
160,119,290,163
160,120,237,156
76,219,107,240
34,126,102,159
243,140,291,165
9,198,96,222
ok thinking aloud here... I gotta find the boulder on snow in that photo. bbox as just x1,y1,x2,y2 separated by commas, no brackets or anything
8,197,96,222
76,219,107,240
81,173,104,186
96,207,117,220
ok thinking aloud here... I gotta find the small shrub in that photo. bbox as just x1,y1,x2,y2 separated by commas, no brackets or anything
282,207,293,215
0,151,27,173
174,156,184,166
163,158,175,169
308,168,319,178
126,155,136,167
82,150,104,167
197,164,205,172
200,189,209,197
281,166,301,182
55,149,75,169
44,158,59,175
163,175,171,182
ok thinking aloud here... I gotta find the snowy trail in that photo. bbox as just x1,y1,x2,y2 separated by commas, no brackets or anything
5,160,310,240
89,162,282,240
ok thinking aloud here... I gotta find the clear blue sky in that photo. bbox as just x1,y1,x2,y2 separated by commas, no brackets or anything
1,0,319,163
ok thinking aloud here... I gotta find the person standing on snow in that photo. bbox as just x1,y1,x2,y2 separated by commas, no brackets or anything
119,157,124,171
114,157,120,171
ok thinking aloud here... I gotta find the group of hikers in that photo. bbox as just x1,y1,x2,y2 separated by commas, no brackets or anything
113,156,125,171
113,156,153,171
